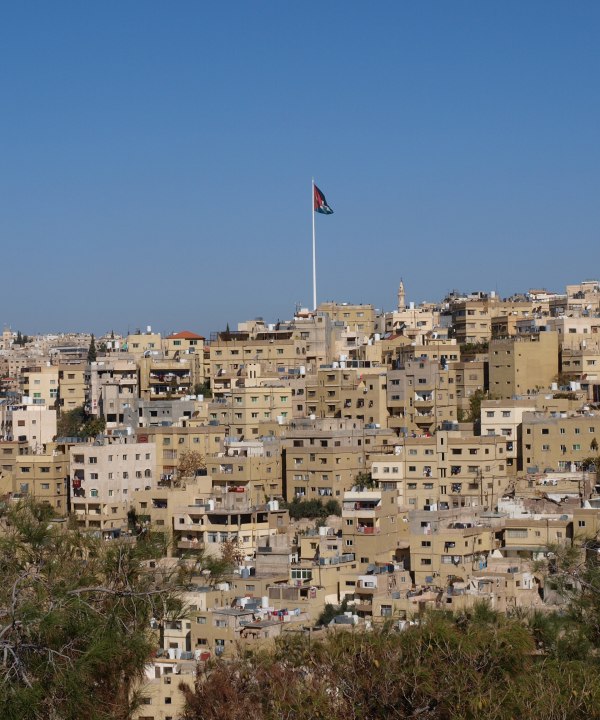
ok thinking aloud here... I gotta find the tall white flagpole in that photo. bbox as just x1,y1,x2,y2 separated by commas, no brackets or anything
312,177,317,311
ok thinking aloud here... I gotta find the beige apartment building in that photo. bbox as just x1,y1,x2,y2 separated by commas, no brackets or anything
207,384,293,439
488,332,559,399
9,403,56,452
163,330,205,358
312,366,388,426
88,359,139,420
341,487,407,572
387,357,456,436
125,330,162,358
317,302,376,336
408,509,499,585
281,419,396,502
480,399,537,473
13,450,68,514
22,364,59,407
138,354,200,403
172,493,288,558
57,362,87,412
209,330,307,381
138,425,224,482
451,296,533,345
561,342,600,391
0,440,30,495
370,431,509,512
205,438,282,499
70,437,156,538
521,411,600,472
451,360,487,416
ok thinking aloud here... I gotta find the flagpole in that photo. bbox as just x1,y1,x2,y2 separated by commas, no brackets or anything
312,177,317,311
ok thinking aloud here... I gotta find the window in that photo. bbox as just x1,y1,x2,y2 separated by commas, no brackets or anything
89,457,97,464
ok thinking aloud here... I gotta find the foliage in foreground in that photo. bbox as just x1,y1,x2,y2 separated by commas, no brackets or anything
0,502,187,720
180,607,600,720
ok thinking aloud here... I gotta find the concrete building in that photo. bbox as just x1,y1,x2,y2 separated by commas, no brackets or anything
313,366,389,426
57,362,88,412
521,410,600,472
480,399,537,473
22,364,59,407
88,359,139,421
387,357,457,436
281,419,396,502
13,450,68,514
370,431,509,512
488,332,559,399
172,492,288,559
341,487,406,572
70,437,156,538
137,425,224,483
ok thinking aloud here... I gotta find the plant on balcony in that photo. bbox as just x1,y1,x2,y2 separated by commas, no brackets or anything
176,450,206,488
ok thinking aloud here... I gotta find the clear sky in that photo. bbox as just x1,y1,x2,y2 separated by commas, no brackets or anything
2,2,599,336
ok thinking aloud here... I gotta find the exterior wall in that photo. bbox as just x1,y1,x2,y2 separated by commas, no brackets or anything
207,385,293,439
13,451,68,514
450,360,487,415
370,432,509,512
480,400,537,472
387,358,456,435
315,367,388,426
522,411,600,472
125,331,162,358
451,299,533,344
22,365,59,406
317,302,376,337
341,488,404,572
173,496,287,558
88,359,138,418
138,356,199,402
209,334,307,382
489,333,559,399
57,363,87,411
138,425,224,481
205,440,282,499
70,438,156,537
11,405,56,451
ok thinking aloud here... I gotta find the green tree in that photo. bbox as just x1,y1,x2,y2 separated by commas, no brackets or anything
282,498,341,521
87,334,97,363
179,605,600,720
56,405,106,439
0,501,186,720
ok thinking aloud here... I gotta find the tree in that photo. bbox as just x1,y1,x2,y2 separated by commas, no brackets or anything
179,605,600,720
193,381,212,398
176,450,206,487
56,405,106,439
220,537,245,569
0,500,186,720
282,497,341,521
87,334,97,363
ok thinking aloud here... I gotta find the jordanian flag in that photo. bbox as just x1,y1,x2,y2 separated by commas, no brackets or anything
314,184,334,214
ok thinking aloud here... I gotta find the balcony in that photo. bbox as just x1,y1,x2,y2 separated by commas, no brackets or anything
356,525,379,534
177,539,204,550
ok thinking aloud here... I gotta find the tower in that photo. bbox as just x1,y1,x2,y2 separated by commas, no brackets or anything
397,280,406,312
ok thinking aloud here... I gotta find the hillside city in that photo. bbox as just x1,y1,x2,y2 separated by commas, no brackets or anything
3,277,600,717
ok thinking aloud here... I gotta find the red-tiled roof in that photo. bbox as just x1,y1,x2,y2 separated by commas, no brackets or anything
166,331,205,340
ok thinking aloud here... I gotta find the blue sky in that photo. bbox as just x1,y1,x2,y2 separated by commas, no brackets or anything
2,2,599,335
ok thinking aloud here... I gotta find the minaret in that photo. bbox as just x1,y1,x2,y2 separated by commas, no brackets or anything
397,280,406,311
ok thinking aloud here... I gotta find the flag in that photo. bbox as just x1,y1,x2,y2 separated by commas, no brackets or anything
314,184,334,214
